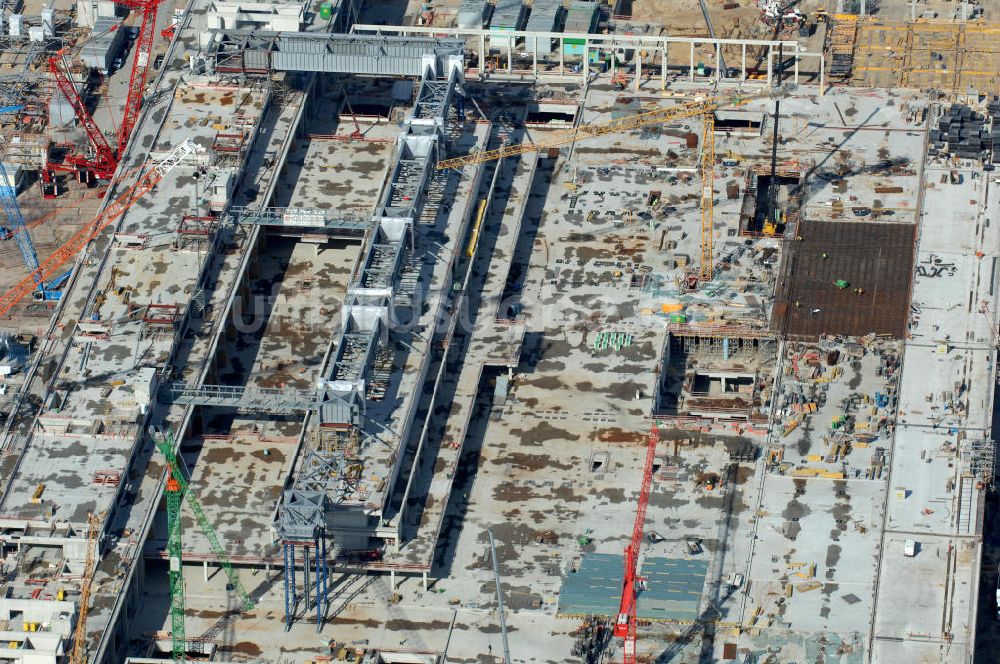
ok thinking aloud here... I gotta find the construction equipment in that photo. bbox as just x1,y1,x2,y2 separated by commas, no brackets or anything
49,0,164,180
614,424,659,664
435,92,770,170
0,139,199,317
700,113,714,281
435,92,781,283
151,426,254,663
0,155,70,301
763,100,781,237
70,512,103,664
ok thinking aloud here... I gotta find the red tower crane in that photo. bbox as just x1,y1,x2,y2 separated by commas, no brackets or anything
614,423,659,664
48,0,163,180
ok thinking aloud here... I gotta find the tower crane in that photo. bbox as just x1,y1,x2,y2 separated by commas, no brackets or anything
69,512,104,664
49,0,164,180
435,91,778,282
151,426,254,663
614,424,659,664
0,138,199,317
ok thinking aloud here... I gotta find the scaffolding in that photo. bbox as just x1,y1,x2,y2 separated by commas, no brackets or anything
962,438,996,489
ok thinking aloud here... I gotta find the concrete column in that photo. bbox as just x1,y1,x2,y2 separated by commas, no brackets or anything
689,42,695,81
479,35,485,79
422,571,428,591
661,41,667,89
532,45,537,79
766,46,773,86
794,54,799,85
820,54,825,94
715,42,721,81
203,560,209,582
390,569,397,591
559,39,564,76
635,50,641,91
507,37,512,74
741,44,746,81
582,39,589,80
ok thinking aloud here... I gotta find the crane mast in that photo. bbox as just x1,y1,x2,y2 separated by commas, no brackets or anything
151,426,254,663
614,424,659,664
69,512,102,664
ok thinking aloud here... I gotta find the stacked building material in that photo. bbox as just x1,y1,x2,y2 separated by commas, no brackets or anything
828,16,857,78
931,103,994,162
989,98,1000,164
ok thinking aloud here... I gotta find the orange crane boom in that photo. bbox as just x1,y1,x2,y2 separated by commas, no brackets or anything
0,140,199,317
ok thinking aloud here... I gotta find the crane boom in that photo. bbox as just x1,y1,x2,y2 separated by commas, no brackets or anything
49,0,162,180
49,54,117,176
614,424,659,664
437,99,717,170
117,0,161,158
0,158,42,286
70,512,103,664
700,113,715,282
0,139,198,317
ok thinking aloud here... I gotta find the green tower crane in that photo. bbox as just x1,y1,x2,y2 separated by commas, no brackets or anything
152,428,255,662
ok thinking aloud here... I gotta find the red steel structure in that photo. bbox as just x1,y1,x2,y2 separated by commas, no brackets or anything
614,424,659,664
49,0,162,180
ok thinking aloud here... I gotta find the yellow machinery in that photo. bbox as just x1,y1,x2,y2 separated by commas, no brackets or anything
70,512,102,664
436,91,779,283
700,113,714,281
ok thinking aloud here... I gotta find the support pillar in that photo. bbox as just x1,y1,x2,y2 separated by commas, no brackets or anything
635,50,641,91
203,560,208,582
689,42,695,81
766,46,773,87
661,41,667,90
741,43,746,81
479,35,485,79
582,40,589,80
506,37,512,74
715,42,721,81
423,571,428,592
282,542,297,631
794,55,799,85
390,569,397,592
303,544,312,616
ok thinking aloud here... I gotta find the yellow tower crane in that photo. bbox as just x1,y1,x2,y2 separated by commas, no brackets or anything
437,91,777,283
700,113,715,282
70,512,103,664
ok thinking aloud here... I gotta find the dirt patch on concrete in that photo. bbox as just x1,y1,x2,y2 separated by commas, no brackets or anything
592,427,645,444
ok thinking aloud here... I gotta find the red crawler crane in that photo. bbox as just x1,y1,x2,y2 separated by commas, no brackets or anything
614,424,659,664
48,0,163,180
